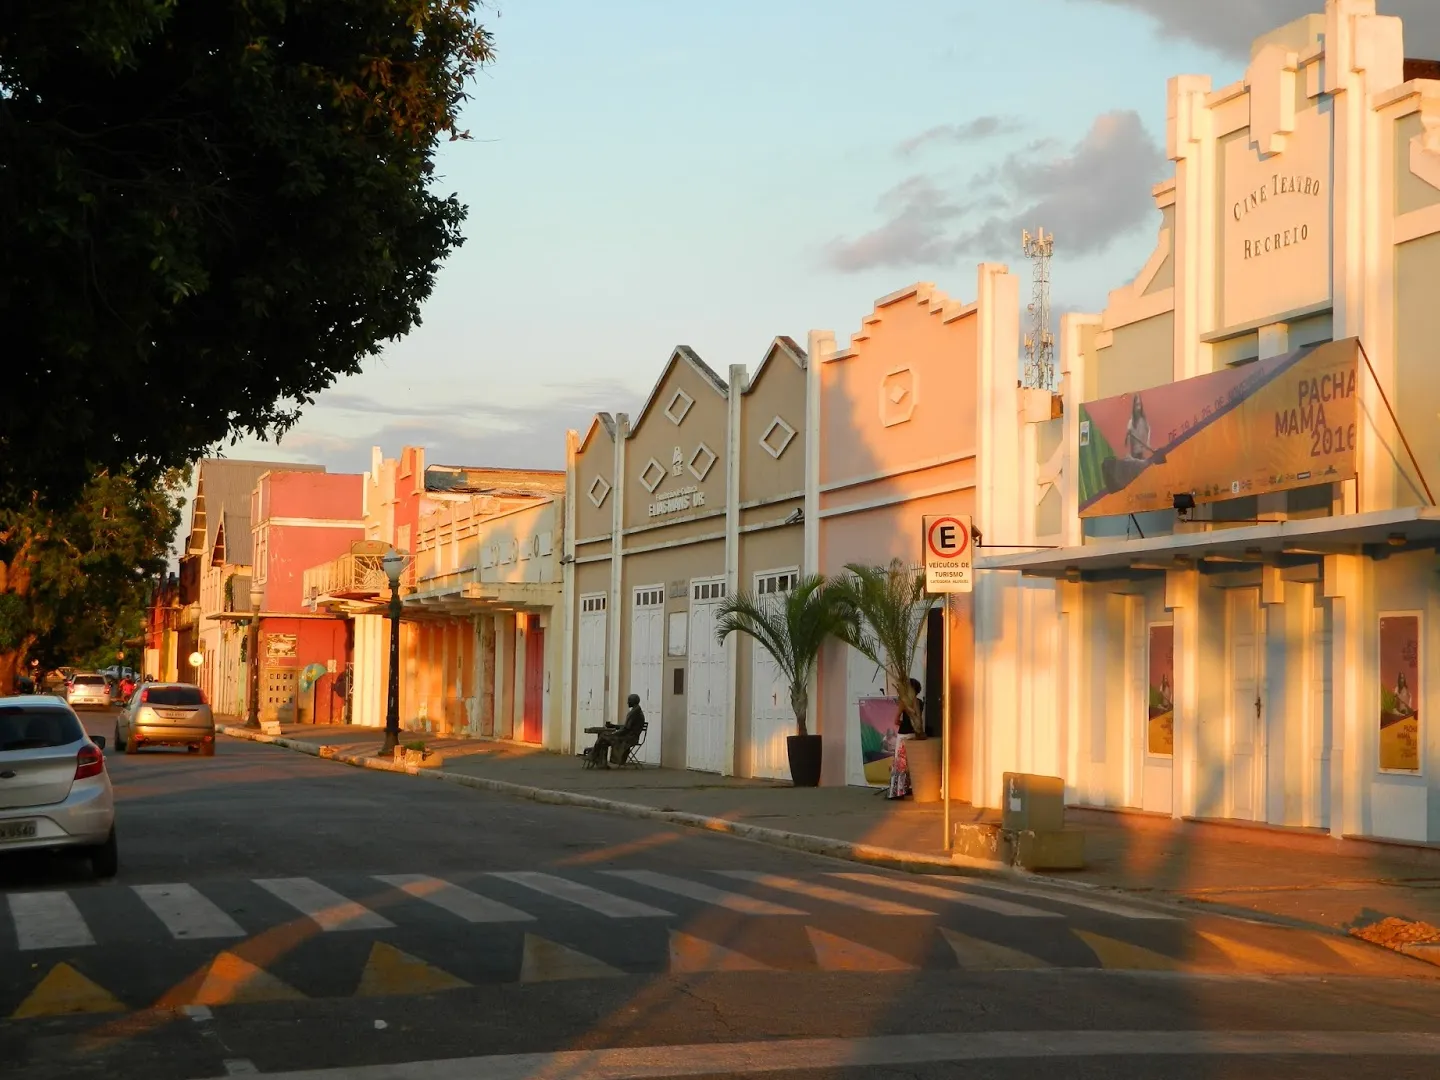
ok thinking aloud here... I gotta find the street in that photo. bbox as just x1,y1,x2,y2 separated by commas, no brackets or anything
1,712,1439,1080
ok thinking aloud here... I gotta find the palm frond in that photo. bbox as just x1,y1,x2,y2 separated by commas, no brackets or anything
835,559,936,735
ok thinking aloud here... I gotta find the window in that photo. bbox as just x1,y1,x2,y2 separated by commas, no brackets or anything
634,587,663,607
143,686,205,707
692,580,727,601
0,706,84,751
756,570,799,596
73,675,106,687
582,595,607,613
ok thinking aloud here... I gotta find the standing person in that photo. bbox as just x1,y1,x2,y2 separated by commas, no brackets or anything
887,678,924,800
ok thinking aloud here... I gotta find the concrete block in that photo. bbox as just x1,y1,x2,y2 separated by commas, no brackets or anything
952,823,1014,865
1013,829,1086,871
1001,772,1066,833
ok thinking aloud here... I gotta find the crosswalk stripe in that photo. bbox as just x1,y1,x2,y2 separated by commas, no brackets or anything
939,927,1050,970
488,872,671,918
828,873,1061,918
8,892,93,951
805,926,915,971
253,878,394,931
717,872,933,916
132,884,245,940
964,881,1178,921
600,870,805,915
374,875,535,924
1074,930,1184,971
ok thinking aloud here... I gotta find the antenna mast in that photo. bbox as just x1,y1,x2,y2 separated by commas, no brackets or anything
1021,228,1056,392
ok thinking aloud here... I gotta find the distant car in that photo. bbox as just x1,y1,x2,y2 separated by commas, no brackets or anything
117,683,215,756
66,673,111,710
0,696,117,878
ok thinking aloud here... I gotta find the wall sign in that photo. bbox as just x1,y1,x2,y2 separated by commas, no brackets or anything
1147,624,1174,757
264,633,298,660
649,485,705,518
1378,613,1421,773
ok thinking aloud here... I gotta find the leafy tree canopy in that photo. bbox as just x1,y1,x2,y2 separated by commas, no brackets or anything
0,469,183,690
0,1,494,506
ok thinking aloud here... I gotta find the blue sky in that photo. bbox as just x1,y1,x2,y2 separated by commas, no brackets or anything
218,0,1440,475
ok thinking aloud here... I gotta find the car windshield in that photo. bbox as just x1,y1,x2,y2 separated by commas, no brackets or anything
145,686,204,706
0,706,84,752
73,675,105,687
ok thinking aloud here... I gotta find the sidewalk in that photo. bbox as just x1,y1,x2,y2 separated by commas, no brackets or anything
217,720,1440,951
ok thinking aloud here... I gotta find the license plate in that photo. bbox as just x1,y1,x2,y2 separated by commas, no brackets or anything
0,821,38,841
158,710,194,720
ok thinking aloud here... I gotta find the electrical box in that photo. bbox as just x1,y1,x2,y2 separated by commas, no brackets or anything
1001,772,1066,833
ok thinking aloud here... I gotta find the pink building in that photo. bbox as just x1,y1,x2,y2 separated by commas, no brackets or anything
250,470,365,724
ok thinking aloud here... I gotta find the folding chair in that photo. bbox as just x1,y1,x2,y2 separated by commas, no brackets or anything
618,720,649,768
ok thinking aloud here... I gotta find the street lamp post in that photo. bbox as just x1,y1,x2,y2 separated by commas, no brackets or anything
246,583,264,728
379,550,406,756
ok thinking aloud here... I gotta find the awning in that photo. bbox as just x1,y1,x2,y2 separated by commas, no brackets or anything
977,507,1440,577
399,580,562,621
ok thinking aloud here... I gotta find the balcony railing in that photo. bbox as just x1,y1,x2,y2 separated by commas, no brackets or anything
303,542,392,605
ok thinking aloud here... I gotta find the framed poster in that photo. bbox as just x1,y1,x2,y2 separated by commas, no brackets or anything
1378,613,1421,773
1147,623,1175,757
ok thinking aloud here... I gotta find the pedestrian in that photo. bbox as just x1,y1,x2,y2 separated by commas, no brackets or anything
886,678,924,800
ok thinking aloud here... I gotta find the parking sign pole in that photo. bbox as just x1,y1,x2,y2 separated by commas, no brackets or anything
942,590,952,851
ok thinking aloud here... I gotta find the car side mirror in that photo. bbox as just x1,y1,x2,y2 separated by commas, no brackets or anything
91,735,107,752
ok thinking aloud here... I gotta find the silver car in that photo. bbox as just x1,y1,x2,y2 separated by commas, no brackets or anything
0,696,117,878
118,683,216,755
66,672,111,710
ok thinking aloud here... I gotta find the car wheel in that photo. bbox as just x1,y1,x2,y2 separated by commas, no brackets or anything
124,733,139,755
90,829,119,879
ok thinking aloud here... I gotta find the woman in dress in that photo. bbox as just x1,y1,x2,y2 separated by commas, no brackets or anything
887,678,924,800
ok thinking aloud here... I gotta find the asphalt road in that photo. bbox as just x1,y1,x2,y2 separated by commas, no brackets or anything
2,708,1439,1080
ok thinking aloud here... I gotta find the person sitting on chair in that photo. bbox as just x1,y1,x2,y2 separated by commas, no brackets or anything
587,693,645,768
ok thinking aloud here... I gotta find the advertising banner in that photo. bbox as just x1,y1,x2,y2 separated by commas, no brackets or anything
1378,614,1421,773
858,696,901,786
1147,624,1174,757
1078,338,1359,518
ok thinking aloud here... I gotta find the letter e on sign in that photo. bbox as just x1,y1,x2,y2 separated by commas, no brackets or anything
923,514,972,594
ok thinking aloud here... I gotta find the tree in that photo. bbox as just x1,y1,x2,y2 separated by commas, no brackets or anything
837,560,937,738
0,470,182,690
713,575,856,739
0,1,495,506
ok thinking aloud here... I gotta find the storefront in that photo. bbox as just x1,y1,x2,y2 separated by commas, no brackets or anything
975,2,1440,843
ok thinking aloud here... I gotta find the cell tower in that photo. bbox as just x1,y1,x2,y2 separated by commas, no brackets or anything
1022,227,1056,392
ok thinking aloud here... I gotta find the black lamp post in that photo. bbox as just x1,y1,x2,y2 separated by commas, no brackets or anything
379,549,406,756
246,583,264,728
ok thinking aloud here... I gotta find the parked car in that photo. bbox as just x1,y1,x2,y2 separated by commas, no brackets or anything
0,696,117,878
66,673,111,710
117,683,215,756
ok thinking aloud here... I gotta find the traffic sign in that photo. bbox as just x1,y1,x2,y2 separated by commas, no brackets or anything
923,514,972,593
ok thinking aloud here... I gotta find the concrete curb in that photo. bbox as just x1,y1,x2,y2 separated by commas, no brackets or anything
213,725,1414,941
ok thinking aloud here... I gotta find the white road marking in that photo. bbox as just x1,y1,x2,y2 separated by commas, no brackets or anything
7,891,93,951
600,869,805,915
965,880,1179,921
199,1031,1440,1080
253,878,394,931
132,883,245,939
182,1005,213,1022
487,872,670,918
222,1059,258,1076
828,872,1062,918
374,875,534,923
717,872,933,916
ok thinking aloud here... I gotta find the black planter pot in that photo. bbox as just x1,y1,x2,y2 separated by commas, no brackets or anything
786,734,823,788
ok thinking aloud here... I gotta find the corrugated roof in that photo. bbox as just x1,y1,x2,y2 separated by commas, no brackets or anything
424,465,564,497
188,459,323,562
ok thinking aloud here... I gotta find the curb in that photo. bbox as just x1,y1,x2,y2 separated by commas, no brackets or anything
214,725,1434,950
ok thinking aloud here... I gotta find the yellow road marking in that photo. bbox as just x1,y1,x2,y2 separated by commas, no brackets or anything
182,951,306,1006
805,927,914,972
938,928,1048,970
356,942,470,997
1195,930,1325,974
519,935,623,982
12,963,126,1019
1073,930,1185,971
668,931,772,973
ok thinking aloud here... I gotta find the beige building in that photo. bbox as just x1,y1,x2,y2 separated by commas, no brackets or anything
563,339,809,776
978,2,1440,844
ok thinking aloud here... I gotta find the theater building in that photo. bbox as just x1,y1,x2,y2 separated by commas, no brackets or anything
976,1,1440,843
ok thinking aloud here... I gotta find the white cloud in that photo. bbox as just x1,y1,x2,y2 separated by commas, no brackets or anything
825,110,1165,273
896,116,1023,157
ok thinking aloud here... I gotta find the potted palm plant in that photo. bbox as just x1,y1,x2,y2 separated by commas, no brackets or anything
714,574,855,786
838,559,941,800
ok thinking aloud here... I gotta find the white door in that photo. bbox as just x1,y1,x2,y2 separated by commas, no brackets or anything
628,585,664,764
751,570,799,780
686,578,728,773
1229,588,1263,821
577,594,608,745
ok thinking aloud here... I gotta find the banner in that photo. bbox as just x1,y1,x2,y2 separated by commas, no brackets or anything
1378,614,1420,772
1147,624,1174,757
1078,338,1359,518
858,696,901,786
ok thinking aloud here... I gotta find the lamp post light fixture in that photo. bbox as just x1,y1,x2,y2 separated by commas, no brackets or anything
379,549,407,756
246,582,265,729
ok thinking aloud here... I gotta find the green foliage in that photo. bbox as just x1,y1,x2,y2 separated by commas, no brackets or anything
1149,687,1167,711
403,740,427,752
1381,689,1400,715
0,469,183,685
835,560,937,738
0,1,495,505
714,575,856,738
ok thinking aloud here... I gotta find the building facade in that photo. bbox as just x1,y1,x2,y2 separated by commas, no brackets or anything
563,338,809,776
977,1,1440,843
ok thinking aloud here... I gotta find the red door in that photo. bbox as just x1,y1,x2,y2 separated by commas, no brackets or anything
522,619,545,744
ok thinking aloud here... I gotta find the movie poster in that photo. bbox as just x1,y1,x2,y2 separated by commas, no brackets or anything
1147,624,1175,757
858,696,901,786
1378,614,1421,772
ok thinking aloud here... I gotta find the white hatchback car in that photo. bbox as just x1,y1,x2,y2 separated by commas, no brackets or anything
0,696,117,878
66,672,112,710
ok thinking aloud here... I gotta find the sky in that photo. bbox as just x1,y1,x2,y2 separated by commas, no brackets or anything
214,0,1440,478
